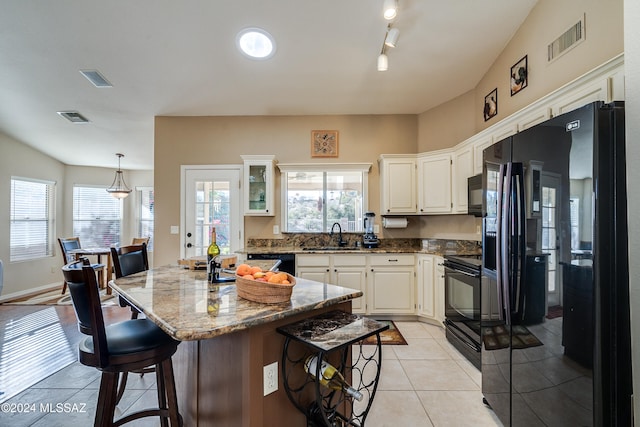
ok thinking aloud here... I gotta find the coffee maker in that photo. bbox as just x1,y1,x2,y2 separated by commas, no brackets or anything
363,212,379,248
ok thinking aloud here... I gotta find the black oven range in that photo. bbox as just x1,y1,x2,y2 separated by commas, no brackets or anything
443,255,482,369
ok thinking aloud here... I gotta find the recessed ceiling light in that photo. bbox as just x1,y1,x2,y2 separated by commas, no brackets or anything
236,27,276,60
57,111,90,123
79,70,113,88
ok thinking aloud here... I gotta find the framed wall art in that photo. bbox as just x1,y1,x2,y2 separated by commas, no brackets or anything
311,130,339,157
510,55,528,96
483,88,498,122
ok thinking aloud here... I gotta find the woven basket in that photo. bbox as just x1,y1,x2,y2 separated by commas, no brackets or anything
235,273,296,304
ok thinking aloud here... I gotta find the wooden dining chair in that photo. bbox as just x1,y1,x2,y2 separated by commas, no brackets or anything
131,237,150,246
63,258,182,427
58,237,105,294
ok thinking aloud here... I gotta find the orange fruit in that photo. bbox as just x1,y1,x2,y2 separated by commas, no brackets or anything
249,266,263,275
236,263,252,276
242,274,254,280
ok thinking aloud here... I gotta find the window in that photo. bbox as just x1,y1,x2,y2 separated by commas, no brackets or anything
278,164,370,233
73,186,122,247
137,187,154,251
10,177,56,262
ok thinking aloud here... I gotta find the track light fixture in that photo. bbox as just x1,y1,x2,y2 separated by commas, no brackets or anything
383,0,398,20
377,51,389,71
385,26,400,48
106,153,132,199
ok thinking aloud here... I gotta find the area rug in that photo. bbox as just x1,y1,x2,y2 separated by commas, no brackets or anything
360,320,407,345
546,305,563,319
2,288,117,306
482,324,543,350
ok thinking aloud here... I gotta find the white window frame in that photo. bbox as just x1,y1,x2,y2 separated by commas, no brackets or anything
136,186,154,251
277,163,371,233
10,177,56,262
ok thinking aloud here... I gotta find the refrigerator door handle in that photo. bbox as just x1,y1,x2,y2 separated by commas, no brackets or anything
496,163,513,324
514,164,526,316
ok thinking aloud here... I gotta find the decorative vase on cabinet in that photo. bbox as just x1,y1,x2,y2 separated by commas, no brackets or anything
242,155,275,216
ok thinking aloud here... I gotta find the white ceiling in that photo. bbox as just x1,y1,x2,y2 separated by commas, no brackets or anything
0,0,537,170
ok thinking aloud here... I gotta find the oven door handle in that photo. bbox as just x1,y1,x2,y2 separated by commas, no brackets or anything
445,320,481,352
447,269,480,278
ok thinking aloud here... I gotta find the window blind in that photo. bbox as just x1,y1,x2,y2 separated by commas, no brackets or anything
73,186,122,248
10,177,56,262
137,187,154,250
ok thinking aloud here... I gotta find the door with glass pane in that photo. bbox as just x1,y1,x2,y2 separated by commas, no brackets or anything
183,168,241,259
542,173,561,306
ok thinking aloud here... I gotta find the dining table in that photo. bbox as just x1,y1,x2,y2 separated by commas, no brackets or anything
69,247,113,294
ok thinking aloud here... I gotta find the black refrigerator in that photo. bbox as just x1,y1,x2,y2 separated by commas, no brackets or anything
480,101,632,426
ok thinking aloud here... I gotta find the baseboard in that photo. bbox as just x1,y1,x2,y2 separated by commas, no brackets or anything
0,282,61,303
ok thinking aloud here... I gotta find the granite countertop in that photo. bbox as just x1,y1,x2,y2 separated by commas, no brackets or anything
110,264,362,341
238,247,482,257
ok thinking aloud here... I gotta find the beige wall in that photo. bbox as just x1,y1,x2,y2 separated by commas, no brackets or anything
475,0,624,132
0,132,65,296
0,135,154,298
154,115,417,266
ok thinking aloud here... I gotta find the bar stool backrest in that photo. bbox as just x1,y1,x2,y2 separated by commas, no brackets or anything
111,243,149,278
62,258,108,368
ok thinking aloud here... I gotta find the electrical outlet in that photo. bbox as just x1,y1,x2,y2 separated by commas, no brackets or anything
263,361,278,396
273,225,279,235
476,225,481,234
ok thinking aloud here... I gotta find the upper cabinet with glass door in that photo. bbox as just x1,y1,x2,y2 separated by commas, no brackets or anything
241,155,275,216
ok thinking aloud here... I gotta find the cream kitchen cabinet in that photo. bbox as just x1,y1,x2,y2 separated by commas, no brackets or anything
472,134,494,175
241,155,275,216
296,254,367,313
452,144,473,214
379,155,417,215
368,254,415,315
417,152,452,214
417,255,445,323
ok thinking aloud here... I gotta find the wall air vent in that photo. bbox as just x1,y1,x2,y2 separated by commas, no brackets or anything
548,14,585,62
57,110,90,123
79,69,113,88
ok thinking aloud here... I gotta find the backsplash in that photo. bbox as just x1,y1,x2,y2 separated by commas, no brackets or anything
246,234,481,255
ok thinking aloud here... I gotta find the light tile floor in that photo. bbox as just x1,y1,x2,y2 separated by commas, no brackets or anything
0,321,503,426
363,321,502,427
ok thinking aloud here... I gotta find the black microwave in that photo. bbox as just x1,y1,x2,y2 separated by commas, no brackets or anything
467,174,483,217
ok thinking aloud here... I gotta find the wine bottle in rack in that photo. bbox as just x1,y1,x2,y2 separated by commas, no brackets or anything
304,355,363,401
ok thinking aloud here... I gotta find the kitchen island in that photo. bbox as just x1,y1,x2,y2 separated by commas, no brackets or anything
110,264,363,426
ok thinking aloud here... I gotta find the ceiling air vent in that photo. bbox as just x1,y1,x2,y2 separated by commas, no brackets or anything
79,69,113,88
57,111,90,123
548,14,585,62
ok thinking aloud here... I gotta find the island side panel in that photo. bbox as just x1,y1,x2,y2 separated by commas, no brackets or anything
174,301,351,426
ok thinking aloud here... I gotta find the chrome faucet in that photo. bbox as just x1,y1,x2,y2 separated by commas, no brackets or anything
330,222,347,247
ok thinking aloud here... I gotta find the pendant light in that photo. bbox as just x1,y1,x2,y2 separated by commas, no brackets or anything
106,153,132,199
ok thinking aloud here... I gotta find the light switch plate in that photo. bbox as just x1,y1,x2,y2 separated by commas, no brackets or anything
273,225,279,235
170,225,179,234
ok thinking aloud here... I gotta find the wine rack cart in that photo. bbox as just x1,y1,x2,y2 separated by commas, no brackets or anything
277,310,388,427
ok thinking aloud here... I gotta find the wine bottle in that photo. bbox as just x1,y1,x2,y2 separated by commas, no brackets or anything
304,355,363,401
207,227,221,282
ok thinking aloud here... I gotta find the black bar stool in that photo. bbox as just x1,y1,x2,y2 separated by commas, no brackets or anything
110,243,155,404
63,258,182,427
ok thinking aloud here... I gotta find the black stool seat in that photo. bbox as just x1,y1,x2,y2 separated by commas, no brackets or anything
63,259,182,427
79,319,178,371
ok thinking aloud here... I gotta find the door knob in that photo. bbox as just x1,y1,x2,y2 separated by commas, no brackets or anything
186,243,192,248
